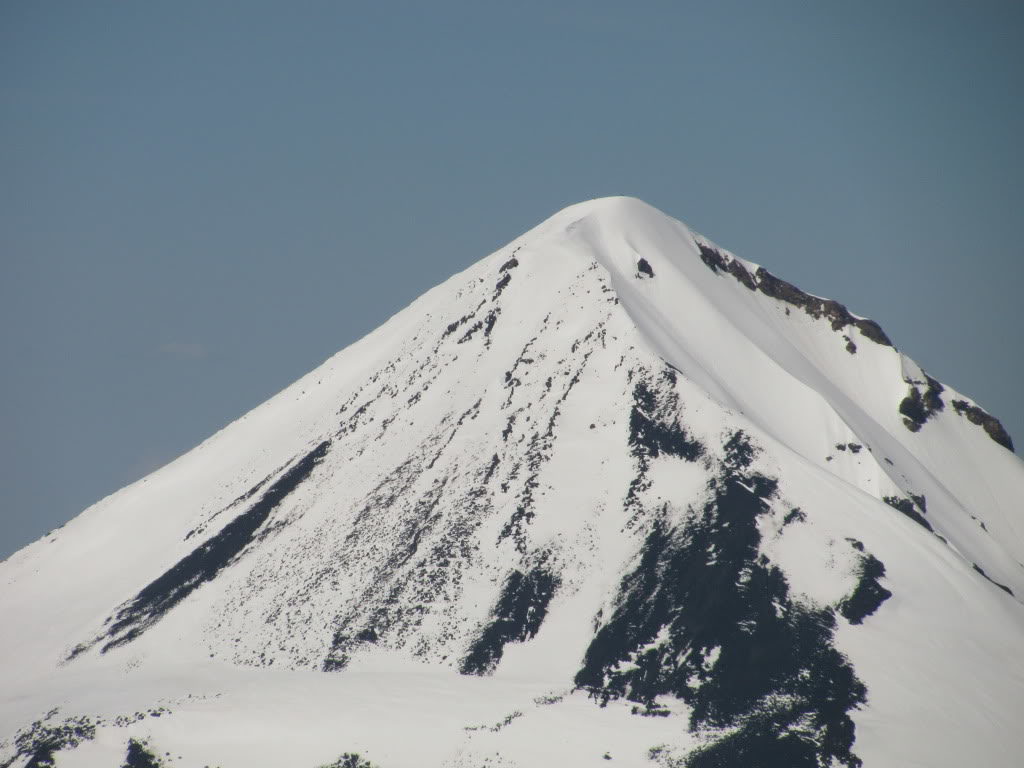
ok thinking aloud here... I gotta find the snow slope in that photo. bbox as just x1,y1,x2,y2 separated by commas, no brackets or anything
2,197,1022,768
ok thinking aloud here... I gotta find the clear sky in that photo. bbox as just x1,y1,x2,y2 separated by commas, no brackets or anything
2,1,1021,560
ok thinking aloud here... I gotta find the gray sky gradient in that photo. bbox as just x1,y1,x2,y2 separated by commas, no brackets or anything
2,1,1021,559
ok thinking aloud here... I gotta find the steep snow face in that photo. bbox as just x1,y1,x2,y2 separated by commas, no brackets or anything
2,197,1023,768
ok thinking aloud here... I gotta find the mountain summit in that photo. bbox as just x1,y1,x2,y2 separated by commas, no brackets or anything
2,197,1022,768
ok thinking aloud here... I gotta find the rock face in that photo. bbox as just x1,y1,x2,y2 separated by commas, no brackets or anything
2,197,1023,768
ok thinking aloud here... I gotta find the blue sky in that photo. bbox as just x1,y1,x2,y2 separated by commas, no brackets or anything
2,1,1021,558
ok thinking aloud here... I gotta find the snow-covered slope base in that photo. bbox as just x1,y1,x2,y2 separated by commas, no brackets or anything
3,198,1023,768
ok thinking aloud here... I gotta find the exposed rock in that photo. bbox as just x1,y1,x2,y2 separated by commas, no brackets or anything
972,564,1014,597
123,738,163,768
6,714,96,768
952,400,1014,452
838,549,892,625
78,441,332,657
460,566,559,675
576,432,868,768
883,495,932,532
696,243,892,348
899,376,944,433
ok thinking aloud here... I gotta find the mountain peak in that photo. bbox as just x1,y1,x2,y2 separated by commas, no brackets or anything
546,194,668,225
1,199,1022,768
518,195,699,265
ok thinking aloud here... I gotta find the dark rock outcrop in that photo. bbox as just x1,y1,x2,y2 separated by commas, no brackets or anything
697,242,892,348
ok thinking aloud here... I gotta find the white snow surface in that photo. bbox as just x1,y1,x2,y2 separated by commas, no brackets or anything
2,196,1022,767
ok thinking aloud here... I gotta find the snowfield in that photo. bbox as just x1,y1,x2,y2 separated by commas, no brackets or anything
2,197,1022,767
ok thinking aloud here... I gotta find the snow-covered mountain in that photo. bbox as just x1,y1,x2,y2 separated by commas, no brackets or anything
2,197,1022,768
